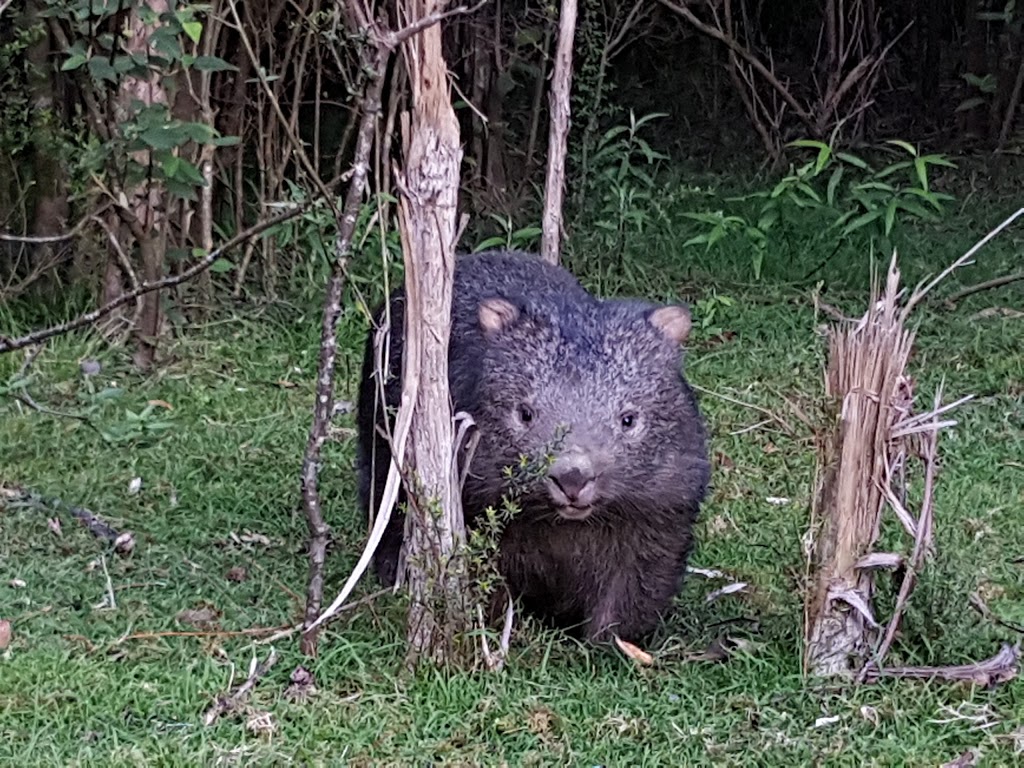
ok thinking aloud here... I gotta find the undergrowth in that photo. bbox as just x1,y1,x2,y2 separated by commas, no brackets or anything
1,182,1023,766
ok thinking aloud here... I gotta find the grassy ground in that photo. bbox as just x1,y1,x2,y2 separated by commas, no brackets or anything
1,187,1023,766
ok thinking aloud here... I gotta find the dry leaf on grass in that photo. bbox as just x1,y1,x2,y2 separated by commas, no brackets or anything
47,517,62,536
245,710,277,735
705,582,748,603
113,532,135,555
9,579,26,589
147,399,173,410
940,748,981,768
284,666,317,702
614,635,654,666
225,566,248,583
0,619,11,649
176,603,222,629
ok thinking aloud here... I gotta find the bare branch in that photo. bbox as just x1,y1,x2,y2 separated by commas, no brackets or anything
0,206,309,355
944,271,1024,306
657,0,814,128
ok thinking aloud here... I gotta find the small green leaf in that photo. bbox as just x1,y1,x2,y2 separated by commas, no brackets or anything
826,166,844,206
885,139,917,156
209,258,234,273
913,156,929,192
842,209,883,236
182,20,203,44
836,152,870,170
955,96,987,112
61,53,88,71
884,198,898,236
192,55,238,72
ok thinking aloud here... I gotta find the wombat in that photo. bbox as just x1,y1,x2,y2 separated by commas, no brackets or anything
354,249,711,644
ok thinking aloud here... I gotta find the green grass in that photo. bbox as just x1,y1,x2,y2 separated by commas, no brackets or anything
2,188,1023,766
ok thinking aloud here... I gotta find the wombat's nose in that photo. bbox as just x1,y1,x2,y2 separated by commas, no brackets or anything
550,467,595,504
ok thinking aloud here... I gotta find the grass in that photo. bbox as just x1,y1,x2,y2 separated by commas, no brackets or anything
1,185,1023,766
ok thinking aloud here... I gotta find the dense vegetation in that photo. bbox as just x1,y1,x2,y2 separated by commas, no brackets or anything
2,0,1023,764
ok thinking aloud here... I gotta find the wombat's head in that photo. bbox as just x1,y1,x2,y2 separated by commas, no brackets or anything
465,294,710,521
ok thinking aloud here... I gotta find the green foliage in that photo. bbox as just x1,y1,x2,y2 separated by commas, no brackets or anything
681,139,957,279
577,110,671,259
45,0,238,201
692,291,736,338
472,213,543,253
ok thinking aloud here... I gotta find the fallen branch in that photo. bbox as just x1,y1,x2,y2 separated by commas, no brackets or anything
861,642,1020,687
943,271,1024,307
202,648,280,726
119,624,295,643
0,486,134,553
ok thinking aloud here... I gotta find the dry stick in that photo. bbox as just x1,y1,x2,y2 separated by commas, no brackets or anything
910,207,1024,316
120,625,293,642
0,206,309,354
224,0,339,219
998,54,1024,151
299,1,487,651
863,642,1020,687
298,45,389,658
943,271,1024,306
657,0,814,128
202,648,280,726
863,387,942,677
540,0,578,265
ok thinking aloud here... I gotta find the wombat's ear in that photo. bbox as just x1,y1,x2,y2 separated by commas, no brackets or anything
648,305,692,345
478,297,522,338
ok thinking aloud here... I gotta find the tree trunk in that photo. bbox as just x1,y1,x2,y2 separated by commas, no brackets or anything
116,0,171,370
540,0,578,266
396,0,469,669
25,0,69,293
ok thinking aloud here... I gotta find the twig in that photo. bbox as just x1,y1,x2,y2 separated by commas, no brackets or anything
99,555,117,610
299,43,390,657
968,592,1024,636
944,271,1024,307
0,216,91,243
691,383,798,437
911,207,1024,316
9,389,108,440
657,0,814,128
0,206,310,354
862,642,1020,687
202,647,280,726
120,624,294,643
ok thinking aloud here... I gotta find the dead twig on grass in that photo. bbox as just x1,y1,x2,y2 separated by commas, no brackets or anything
690,383,799,438
861,642,1020,687
0,486,135,554
120,625,295,643
202,648,280,726
943,272,1024,308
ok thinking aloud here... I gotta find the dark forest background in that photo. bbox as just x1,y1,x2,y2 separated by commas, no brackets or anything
2,0,1023,362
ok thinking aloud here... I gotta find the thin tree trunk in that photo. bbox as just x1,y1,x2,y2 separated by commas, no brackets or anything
117,0,171,370
299,50,389,659
396,0,468,669
540,0,578,265
25,0,69,292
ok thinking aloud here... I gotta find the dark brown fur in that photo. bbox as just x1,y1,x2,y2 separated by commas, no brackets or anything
355,250,710,643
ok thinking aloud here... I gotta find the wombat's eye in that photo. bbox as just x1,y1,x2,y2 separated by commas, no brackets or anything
620,411,638,430
518,404,534,424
